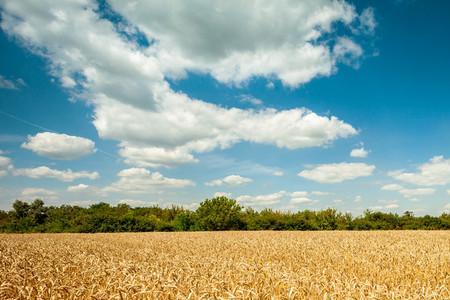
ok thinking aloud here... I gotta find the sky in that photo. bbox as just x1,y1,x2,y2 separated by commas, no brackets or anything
0,0,450,215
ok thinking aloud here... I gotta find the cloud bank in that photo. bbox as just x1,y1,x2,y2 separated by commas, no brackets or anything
0,0,374,168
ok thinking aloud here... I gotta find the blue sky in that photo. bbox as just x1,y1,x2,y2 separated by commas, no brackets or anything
0,0,449,215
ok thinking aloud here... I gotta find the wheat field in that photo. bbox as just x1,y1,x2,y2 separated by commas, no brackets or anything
0,231,449,299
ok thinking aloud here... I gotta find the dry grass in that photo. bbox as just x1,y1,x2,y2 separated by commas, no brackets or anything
0,231,449,299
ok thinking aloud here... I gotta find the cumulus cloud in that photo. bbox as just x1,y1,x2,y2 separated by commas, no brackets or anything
358,7,377,34
272,171,284,177
102,103,357,168
13,166,99,182
236,190,318,207
67,183,106,197
291,196,316,204
213,192,232,198
20,187,58,201
22,132,96,160
381,184,403,191
67,184,90,192
381,183,435,199
118,199,155,207
370,203,399,211
0,155,12,177
0,74,25,90
118,145,198,168
291,191,309,198
205,175,253,187
444,203,450,213
237,191,287,206
311,191,330,196
389,156,450,186
104,168,194,194
0,156,9,168
333,37,363,67
0,0,371,167
398,188,435,199
350,147,369,158
298,162,375,183
239,94,263,106
112,0,367,87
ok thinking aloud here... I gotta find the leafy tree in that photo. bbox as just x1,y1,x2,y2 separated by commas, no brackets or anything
1,198,450,232
195,197,244,230
29,199,48,225
173,211,197,231
12,200,30,219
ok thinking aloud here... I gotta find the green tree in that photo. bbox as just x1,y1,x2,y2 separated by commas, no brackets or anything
12,200,30,219
195,197,244,230
29,199,48,225
173,211,196,231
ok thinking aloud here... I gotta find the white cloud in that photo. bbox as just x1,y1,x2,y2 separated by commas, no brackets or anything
398,188,435,199
205,175,252,187
118,145,198,168
381,183,403,191
291,196,316,204
382,183,435,199
389,156,450,186
112,0,366,87
237,190,319,207
0,155,12,177
183,202,200,211
354,195,362,202
272,171,284,177
444,203,450,213
237,191,286,206
104,168,194,194
67,183,106,197
370,203,399,210
291,191,309,198
0,74,25,90
67,184,90,192
22,132,96,160
213,192,232,198
311,191,330,196
0,0,369,168
350,147,368,158
298,162,375,183
385,203,399,209
358,7,377,34
0,155,12,168
333,37,363,67
13,166,99,182
118,199,154,207
447,190,450,196
20,187,58,201
103,102,357,168
239,94,263,106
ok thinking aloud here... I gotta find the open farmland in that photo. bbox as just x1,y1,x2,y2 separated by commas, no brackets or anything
0,231,449,299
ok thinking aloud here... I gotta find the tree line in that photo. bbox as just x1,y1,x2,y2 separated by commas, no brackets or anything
1,197,449,233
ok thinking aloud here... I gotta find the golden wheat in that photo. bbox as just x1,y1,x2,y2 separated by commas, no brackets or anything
0,231,449,299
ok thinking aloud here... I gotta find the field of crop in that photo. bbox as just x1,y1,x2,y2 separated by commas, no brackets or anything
0,231,449,299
